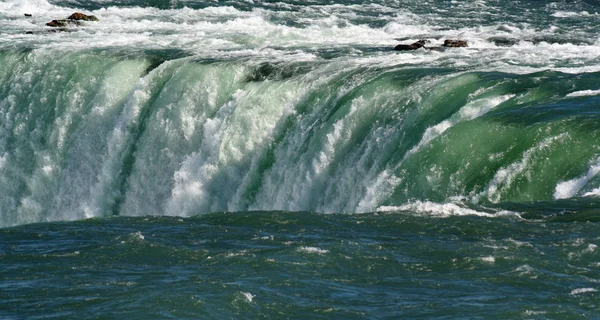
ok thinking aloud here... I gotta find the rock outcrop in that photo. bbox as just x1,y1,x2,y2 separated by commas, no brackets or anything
46,20,70,27
394,40,427,51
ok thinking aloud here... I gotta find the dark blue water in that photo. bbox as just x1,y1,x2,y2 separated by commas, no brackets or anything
2,211,599,319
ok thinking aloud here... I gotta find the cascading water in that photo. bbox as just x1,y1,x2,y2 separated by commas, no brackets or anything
2,48,600,227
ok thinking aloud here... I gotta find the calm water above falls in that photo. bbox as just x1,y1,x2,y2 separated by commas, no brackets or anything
0,0,599,318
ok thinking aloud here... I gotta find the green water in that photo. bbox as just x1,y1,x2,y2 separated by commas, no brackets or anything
2,51,600,226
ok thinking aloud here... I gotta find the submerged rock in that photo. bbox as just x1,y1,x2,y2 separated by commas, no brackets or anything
487,37,519,47
394,40,427,51
47,28,71,33
245,62,313,82
46,20,68,27
26,28,73,34
46,19,83,27
443,40,468,47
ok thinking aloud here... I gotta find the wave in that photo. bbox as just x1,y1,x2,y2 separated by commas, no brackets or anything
377,201,520,218
566,89,600,98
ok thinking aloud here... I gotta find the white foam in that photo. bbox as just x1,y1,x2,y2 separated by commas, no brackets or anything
566,90,600,98
377,200,519,218
133,231,144,240
552,11,595,18
298,246,329,254
480,256,495,263
0,0,57,16
570,288,597,295
584,244,597,253
241,292,255,302
583,188,600,197
554,156,600,199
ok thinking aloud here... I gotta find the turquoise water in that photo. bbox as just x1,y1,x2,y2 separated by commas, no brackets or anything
1,0,599,318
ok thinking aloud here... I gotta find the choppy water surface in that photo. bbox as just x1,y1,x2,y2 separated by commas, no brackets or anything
2,211,599,319
1,0,599,318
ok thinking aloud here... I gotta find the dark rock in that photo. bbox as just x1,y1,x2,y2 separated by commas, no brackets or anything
67,12,99,21
46,19,83,28
46,19,68,27
394,40,427,51
24,14,32,17
46,12,98,28
25,31,33,34
443,40,468,47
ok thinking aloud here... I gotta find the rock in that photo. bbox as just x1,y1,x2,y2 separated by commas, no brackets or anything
46,19,83,27
24,14,32,17
46,20,69,27
67,12,99,21
394,40,427,51
443,40,468,47
46,12,97,28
